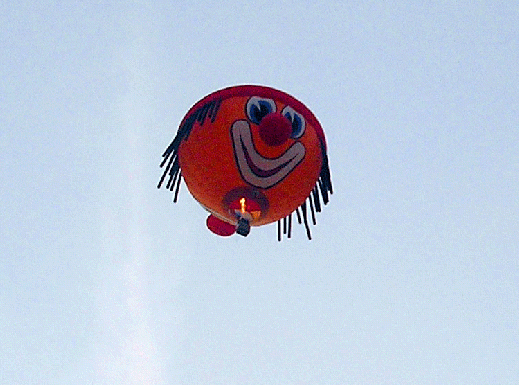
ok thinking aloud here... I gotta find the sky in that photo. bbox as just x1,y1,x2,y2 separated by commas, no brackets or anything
1,1,518,384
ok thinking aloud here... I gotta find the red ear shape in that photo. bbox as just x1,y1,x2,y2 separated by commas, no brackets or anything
206,214,236,236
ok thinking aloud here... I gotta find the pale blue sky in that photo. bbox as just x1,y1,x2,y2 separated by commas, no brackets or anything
1,1,518,384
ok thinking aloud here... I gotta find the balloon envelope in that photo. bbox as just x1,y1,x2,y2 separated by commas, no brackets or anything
158,85,332,240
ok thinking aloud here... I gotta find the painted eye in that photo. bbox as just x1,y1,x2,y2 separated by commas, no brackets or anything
282,106,306,138
246,97,276,125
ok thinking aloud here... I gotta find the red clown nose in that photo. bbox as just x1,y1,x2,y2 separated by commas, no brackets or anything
258,113,292,146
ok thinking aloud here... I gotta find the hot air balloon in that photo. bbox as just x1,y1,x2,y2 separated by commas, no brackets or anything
158,85,332,240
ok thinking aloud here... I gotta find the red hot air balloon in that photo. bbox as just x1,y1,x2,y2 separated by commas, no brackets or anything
158,85,332,240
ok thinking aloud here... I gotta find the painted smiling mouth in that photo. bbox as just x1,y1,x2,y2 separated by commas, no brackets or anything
231,120,305,189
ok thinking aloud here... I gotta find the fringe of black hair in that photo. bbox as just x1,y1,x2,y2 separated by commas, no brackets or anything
157,99,221,201
277,143,333,241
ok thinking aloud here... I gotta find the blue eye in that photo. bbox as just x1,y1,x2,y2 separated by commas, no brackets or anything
282,106,306,138
246,97,276,125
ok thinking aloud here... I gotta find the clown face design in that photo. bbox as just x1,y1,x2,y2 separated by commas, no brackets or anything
231,96,307,189
159,85,332,239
